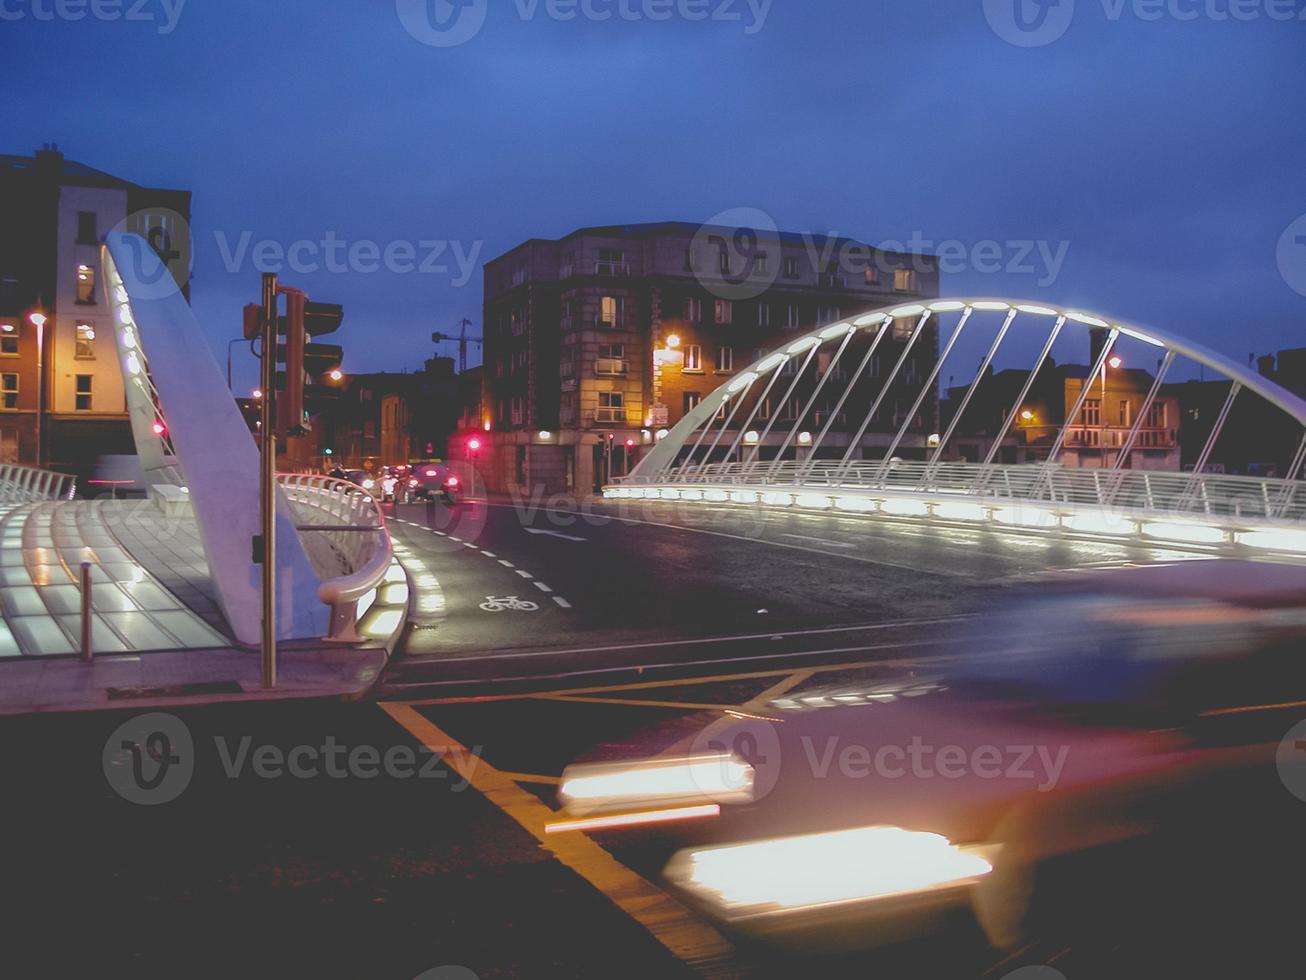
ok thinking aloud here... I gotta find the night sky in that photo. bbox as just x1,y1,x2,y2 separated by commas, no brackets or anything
4,0,1304,392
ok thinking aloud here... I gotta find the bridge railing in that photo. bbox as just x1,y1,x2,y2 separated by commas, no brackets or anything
277,474,393,641
616,459,1306,526
0,464,76,503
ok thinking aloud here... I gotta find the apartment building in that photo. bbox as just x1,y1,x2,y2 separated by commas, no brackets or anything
481,222,940,493
0,144,191,480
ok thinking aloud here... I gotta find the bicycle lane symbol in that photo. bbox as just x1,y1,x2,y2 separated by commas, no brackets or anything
479,596,540,612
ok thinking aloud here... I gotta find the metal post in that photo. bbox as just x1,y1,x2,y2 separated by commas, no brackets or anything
259,272,278,689
980,315,1067,472
79,560,92,662
930,309,1017,468
1112,350,1175,472
835,311,933,483
767,328,857,480
799,317,892,480
742,344,820,471
720,360,789,473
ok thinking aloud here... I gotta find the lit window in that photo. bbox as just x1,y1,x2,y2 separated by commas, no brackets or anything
0,324,17,356
75,374,93,411
511,396,524,425
684,297,701,322
600,295,621,327
1,374,17,410
714,300,732,325
864,263,880,285
894,268,916,291
76,264,96,304
76,322,95,358
683,345,703,372
716,347,734,373
683,392,701,413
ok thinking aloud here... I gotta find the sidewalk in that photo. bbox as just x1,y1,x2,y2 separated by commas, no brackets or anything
0,641,388,716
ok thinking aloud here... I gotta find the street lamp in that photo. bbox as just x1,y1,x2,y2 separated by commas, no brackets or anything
328,368,344,382
28,311,47,466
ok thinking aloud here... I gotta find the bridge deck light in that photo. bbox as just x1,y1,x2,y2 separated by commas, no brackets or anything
786,337,819,355
1067,311,1109,328
854,313,888,327
971,301,1010,311
819,322,853,340
890,304,926,318
929,301,966,312
1016,304,1059,316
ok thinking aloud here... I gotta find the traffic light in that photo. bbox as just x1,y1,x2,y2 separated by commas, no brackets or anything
274,287,344,439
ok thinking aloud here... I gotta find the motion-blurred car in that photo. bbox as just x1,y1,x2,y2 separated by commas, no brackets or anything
554,560,1306,953
406,462,461,505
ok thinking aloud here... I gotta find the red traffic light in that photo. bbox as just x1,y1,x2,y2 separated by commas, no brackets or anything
625,439,635,448
151,421,167,436
468,438,482,452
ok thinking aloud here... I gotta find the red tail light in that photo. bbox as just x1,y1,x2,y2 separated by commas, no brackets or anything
445,477,459,488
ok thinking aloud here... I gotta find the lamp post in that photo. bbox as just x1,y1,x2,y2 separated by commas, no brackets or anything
27,311,47,467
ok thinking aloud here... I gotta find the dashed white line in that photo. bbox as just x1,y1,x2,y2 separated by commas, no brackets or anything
481,551,496,558
515,569,533,579
533,581,553,593
499,559,515,568
553,596,572,609
449,536,462,543
463,542,478,549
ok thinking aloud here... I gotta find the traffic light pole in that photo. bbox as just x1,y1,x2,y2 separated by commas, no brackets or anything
259,272,278,688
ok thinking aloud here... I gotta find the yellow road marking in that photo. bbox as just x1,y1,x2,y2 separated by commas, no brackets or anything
497,771,561,785
541,694,738,711
743,668,816,710
379,702,741,977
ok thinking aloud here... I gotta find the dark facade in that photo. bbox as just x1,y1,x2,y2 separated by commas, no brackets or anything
482,222,941,494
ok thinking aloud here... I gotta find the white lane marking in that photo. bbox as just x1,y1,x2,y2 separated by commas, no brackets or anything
515,569,534,579
463,542,478,549
779,533,856,549
553,596,573,609
499,559,515,568
534,581,553,593
449,537,462,543
524,528,588,543
482,551,497,558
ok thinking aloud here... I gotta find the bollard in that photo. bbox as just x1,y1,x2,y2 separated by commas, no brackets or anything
79,560,93,662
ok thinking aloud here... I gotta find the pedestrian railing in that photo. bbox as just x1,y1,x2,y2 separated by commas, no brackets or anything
278,474,393,641
0,464,76,502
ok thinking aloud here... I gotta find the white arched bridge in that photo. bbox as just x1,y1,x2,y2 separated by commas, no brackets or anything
608,299,1306,556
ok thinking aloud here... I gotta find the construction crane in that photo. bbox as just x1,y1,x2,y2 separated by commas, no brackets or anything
432,318,483,373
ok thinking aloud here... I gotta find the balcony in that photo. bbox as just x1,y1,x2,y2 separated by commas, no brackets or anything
595,358,628,377
595,260,631,277
1063,426,1178,449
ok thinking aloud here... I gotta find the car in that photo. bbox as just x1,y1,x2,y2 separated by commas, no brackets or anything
553,560,1306,954
406,462,461,504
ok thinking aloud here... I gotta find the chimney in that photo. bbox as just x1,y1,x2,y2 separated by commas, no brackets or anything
34,143,64,174
1257,354,1277,379
1089,327,1109,367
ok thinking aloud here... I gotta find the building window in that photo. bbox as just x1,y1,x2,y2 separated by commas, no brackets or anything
1148,402,1167,428
1082,399,1101,427
1,374,17,410
757,397,772,420
716,347,734,373
717,247,731,275
0,428,15,463
714,299,732,325
77,211,98,245
816,306,840,326
511,396,524,426
683,249,694,272
684,392,701,413
894,268,916,291
600,295,622,327
598,391,625,423
596,343,626,376
786,304,800,329
597,249,626,275
75,374,93,411
752,253,769,277
783,256,801,279
684,296,701,322
510,308,525,336
0,325,17,356
757,303,770,328
683,344,703,373
1118,400,1130,426
76,264,96,304
75,322,95,358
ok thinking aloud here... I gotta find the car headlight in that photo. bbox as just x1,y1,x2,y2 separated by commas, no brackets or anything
558,753,755,816
665,826,996,918
361,479,375,490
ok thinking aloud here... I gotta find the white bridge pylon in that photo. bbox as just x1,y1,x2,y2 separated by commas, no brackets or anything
103,233,328,645
617,299,1306,555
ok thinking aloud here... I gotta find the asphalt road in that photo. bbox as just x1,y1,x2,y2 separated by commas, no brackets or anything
381,495,1206,694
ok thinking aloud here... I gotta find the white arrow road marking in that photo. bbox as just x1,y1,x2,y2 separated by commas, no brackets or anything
524,528,588,542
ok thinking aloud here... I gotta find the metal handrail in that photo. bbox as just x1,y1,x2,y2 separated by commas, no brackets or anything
0,463,75,502
616,460,1306,524
277,474,393,640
